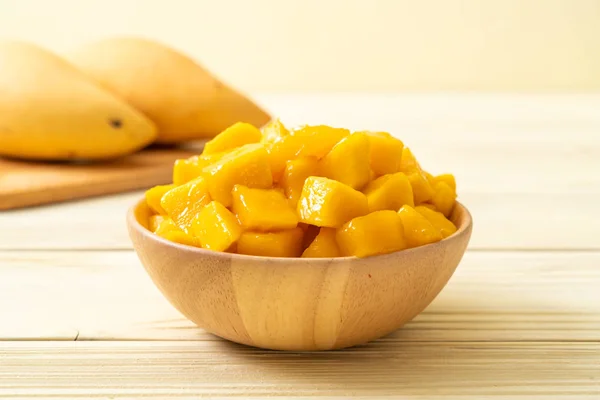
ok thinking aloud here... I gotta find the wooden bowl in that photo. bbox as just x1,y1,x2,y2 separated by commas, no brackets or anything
127,199,472,351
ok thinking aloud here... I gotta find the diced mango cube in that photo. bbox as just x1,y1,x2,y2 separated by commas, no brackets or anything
231,185,298,231
415,206,457,238
237,228,304,257
301,223,320,249
160,177,211,233
407,170,435,204
365,131,404,177
302,228,340,258
261,119,290,144
434,173,457,192
397,205,442,248
154,217,199,247
202,143,273,207
148,214,165,232
281,157,320,207
203,122,262,155
424,171,435,185
145,184,175,214
336,210,408,257
319,132,372,189
430,182,457,217
419,203,438,211
363,172,414,212
399,147,421,173
297,176,369,228
268,125,349,179
191,201,242,251
293,125,350,158
172,152,225,185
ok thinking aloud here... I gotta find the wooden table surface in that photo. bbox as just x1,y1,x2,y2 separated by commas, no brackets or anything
2,94,599,399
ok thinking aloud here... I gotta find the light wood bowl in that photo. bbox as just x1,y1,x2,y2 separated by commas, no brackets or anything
127,199,472,351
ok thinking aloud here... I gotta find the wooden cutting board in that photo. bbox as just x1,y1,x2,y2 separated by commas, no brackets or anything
0,146,203,211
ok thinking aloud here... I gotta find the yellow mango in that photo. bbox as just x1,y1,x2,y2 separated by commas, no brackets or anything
415,206,457,238
363,172,414,212
172,152,226,185
191,201,242,251
154,217,199,247
297,176,369,228
281,157,320,207
148,214,165,232
237,227,304,257
302,228,340,258
268,125,349,179
145,184,175,214
319,132,372,189
430,182,457,217
160,177,211,233
231,185,298,231
419,203,438,211
424,171,436,185
203,122,262,155
365,131,404,177
397,205,443,248
434,173,457,192
202,143,273,207
399,147,421,173
301,223,321,249
336,210,408,257
261,118,290,144
407,170,435,204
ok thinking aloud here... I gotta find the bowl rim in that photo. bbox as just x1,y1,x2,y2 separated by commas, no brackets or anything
127,198,473,264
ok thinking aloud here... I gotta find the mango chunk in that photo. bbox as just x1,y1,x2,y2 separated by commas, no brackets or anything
237,227,304,257
281,157,320,207
419,203,438,211
415,206,457,238
203,122,262,155
434,173,457,193
160,177,211,233
145,184,175,214
363,172,414,212
172,152,225,185
148,214,165,232
261,119,290,144
302,228,340,258
319,132,371,190
231,185,298,231
399,147,421,173
297,176,369,228
202,143,273,207
154,217,199,247
430,182,457,217
268,125,349,179
407,170,435,204
365,131,404,177
191,201,242,251
397,205,442,248
336,210,408,257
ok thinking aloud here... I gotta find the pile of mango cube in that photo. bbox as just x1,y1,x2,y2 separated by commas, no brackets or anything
145,121,458,258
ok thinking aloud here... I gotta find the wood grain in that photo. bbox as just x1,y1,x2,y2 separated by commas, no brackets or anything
2,94,600,397
1,341,598,398
1,250,599,343
0,146,200,210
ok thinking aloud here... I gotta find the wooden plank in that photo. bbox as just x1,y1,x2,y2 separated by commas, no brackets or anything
1,94,599,250
0,341,598,398
1,190,598,250
1,250,599,342
0,146,200,211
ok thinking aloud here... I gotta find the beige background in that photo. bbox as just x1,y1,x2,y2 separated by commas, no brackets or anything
0,0,599,92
